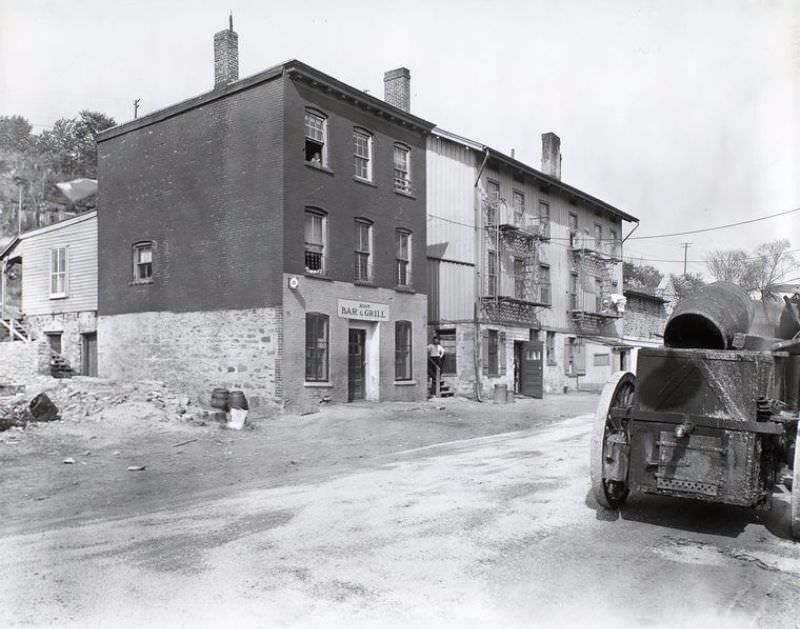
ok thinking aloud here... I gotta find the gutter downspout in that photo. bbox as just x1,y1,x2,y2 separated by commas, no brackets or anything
473,147,490,402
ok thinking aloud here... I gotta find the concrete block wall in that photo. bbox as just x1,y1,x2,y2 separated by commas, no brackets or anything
26,311,97,374
97,307,282,412
0,340,49,380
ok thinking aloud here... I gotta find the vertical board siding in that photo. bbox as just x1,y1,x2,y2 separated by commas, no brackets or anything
437,260,473,321
21,214,97,315
426,136,476,264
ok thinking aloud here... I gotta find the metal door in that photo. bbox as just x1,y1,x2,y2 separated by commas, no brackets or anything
82,332,98,377
519,340,544,398
348,329,366,401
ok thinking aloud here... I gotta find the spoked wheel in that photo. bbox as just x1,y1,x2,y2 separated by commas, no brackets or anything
791,437,800,539
590,371,636,509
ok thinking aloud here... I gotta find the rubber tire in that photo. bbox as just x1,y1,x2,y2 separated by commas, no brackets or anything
590,371,636,509
791,437,800,539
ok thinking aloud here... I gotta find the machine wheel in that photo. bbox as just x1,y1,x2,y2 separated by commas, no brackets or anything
590,371,636,509
791,437,800,539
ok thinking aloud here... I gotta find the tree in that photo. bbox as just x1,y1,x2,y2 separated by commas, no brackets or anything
623,261,663,288
0,115,33,153
36,110,115,178
670,272,706,299
705,239,795,301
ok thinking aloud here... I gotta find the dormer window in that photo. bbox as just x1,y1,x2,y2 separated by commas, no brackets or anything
304,109,327,167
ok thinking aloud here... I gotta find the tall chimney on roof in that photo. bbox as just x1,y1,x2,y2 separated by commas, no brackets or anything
214,14,239,89
384,68,411,112
541,132,561,180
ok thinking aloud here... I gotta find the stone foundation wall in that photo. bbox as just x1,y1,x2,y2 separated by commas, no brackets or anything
26,312,97,373
97,307,282,412
0,340,49,380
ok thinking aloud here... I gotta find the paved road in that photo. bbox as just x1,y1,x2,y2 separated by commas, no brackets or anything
2,412,799,628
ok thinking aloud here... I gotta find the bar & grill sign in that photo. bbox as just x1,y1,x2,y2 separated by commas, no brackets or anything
337,299,389,321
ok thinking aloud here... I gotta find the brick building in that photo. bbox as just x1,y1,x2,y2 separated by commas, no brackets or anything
97,23,434,411
622,285,667,346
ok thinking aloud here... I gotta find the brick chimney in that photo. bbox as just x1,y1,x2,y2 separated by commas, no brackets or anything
214,15,239,89
384,68,411,112
541,132,561,180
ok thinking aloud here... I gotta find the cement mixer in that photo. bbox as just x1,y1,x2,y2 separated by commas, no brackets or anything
590,282,800,538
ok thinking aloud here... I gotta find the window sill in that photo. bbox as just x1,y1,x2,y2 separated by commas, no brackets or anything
353,176,376,188
353,280,377,288
393,188,416,200
394,285,415,294
305,162,334,176
394,380,417,386
304,272,334,282
49,294,68,300
304,381,333,388
130,280,153,286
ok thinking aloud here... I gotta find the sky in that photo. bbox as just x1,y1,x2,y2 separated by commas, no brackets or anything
1,0,797,279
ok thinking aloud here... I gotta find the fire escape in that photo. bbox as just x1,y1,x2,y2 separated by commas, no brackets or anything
480,195,548,326
568,229,622,334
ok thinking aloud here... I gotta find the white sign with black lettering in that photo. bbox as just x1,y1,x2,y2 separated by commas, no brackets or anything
337,299,389,321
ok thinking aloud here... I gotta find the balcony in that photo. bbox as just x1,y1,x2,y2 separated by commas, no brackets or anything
481,293,548,325
570,233,621,262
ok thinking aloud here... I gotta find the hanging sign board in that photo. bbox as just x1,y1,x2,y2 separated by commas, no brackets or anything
337,299,389,321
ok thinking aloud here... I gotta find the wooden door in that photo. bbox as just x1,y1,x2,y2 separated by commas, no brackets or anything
519,340,544,398
82,332,98,376
348,329,366,401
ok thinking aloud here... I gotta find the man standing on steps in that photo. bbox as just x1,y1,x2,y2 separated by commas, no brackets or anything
427,336,445,396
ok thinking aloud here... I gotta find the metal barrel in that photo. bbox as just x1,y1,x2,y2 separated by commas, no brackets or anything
663,281,754,349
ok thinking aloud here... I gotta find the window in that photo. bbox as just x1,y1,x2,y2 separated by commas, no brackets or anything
305,313,329,381
395,321,412,381
512,190,525,226
593,353,611,367
486,180,499,225
546,331,556,366
46,332,62,355
132,242,153,283
569,273,579,310
513,257,526,300
487,250,498,297
483,329,506,377
594,223,602,249
304,210,326,274
396,229,412,286
354,219,373,281
539,264,551,305
568,212,578,246
595,278,604,312
393,144,411,193
353,128,373,181
49,247,67,297
539,200,550,239
609,229,619,258
437,329,457,375
304,109,327,166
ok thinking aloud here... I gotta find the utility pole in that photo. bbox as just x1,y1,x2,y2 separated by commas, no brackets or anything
680,242,692,275
134,99,141,119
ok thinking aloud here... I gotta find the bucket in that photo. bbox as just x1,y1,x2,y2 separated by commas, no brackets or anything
210,388,230,410
228,390,249,411
493,384,508,404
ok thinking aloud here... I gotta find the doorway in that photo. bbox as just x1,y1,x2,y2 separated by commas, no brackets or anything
82,332,98,376
518,340,544,398
348,328,366,401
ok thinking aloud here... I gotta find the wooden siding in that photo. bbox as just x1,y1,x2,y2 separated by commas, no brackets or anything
426,135,476,264
21,214,97,315
430,259,474,322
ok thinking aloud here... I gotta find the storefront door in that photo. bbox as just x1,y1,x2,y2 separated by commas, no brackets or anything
519,340,544,398
348,328,366,401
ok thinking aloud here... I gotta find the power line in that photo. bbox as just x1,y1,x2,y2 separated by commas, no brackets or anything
627,207,800,240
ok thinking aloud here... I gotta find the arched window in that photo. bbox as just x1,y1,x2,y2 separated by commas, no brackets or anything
354,218,373,282
304,208,327,274
353,127,373,181
304,108,328,167
393,143,411,193
305,312,329,382
395,229,412,287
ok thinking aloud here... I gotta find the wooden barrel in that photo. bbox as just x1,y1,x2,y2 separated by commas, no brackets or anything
228,390,249,411
210,387,230,410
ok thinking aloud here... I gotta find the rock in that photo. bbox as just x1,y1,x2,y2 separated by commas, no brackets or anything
127,465,146,472
63,457,75,464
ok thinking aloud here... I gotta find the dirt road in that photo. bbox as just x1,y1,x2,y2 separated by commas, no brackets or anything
2,394,799,628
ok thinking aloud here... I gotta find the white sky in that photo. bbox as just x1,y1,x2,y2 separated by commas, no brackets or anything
1,0,798,278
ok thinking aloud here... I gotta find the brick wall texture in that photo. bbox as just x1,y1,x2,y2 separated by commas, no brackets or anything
97,307,282,411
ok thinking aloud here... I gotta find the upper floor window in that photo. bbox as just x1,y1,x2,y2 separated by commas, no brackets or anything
305,313,329,382
49,246,68,298
539,200,551,239
487,250,497,297
568,212,578,245
539,264,552,305
594,223,603,249
486,180,500,225
304,109,327,167
304,210,327,274
132,242,153,284
353,128,373,181
395,320,413,381
396,229,412,287
513,257,527,300
609,228,619,257
595,278,604,312
512,191,525,226
354,219,373,282
393,144,411,193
